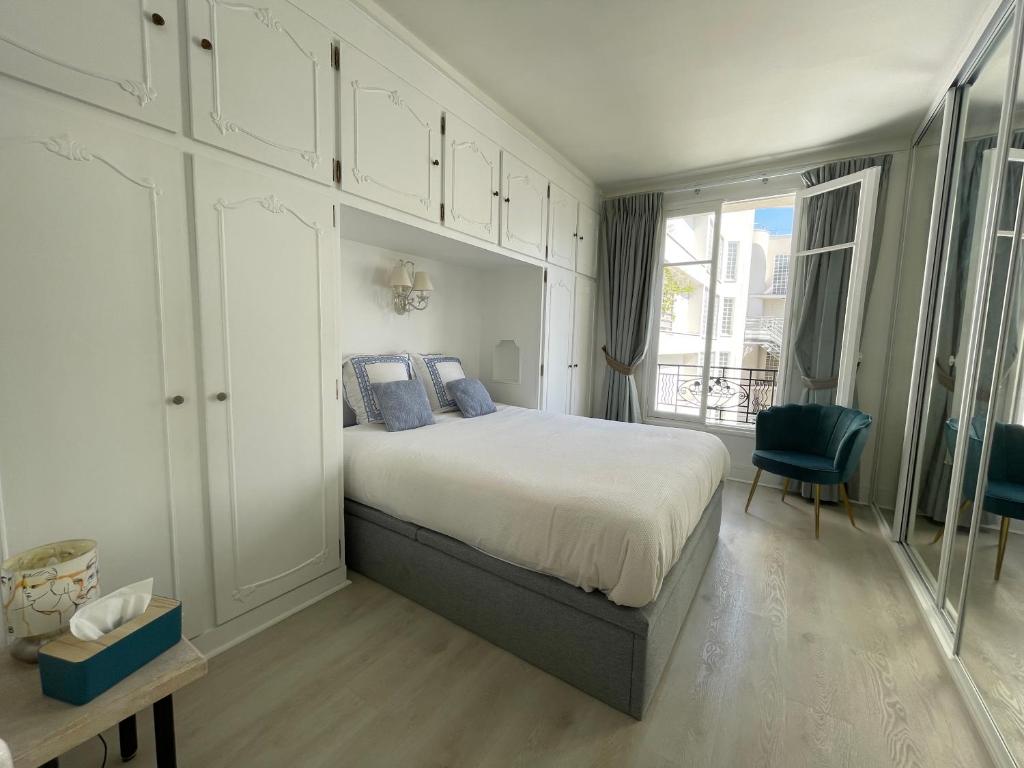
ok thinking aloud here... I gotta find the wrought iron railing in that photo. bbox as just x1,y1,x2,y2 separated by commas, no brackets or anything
655,364,778,425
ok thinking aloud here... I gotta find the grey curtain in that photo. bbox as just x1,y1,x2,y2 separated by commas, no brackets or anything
785,154,892,499
600,192,664,422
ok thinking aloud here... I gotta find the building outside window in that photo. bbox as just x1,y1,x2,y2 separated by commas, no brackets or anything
719,296,735,337
771,253,789,295
724,241,739,281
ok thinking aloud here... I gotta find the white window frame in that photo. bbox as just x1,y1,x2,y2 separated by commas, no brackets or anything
719,296,735,337
777,166,882,408
771,253,789,295
724,241,739,281
645,198,724,426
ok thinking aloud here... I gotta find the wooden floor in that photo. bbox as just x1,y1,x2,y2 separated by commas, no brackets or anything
61,481,992,768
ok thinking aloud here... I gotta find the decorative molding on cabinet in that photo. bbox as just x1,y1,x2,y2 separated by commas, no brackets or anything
449,138,495,233
211,193,330,604
349,79,434,210
0,0,157,106
206,0,322,167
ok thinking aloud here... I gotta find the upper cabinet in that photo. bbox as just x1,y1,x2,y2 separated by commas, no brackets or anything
501,151,548,260
340,45,442,221
547,183,578,270
443,113,500,243
576,205,599,278
0,0,182,130
186,0,334,184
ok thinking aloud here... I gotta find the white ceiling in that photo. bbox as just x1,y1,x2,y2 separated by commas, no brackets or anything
371,0,995,189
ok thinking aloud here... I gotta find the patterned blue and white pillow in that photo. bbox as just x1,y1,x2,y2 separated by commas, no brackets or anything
342,353,414,424
411,353,467,412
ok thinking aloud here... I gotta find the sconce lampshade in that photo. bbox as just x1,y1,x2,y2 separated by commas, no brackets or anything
412,271,433,293
389,264,413,289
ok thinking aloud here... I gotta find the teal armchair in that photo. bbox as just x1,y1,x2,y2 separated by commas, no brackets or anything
745,403,873,538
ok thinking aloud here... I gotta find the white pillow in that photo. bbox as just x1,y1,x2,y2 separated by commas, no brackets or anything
411,353,467,412
342,353,414,424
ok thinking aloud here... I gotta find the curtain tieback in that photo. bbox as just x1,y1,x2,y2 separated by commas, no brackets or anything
801,375,838,391
602,346,636,376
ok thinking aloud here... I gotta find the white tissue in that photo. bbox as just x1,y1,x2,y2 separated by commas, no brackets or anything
70,578,153,641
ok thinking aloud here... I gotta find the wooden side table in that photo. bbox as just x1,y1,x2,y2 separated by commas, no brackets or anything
0,639,206,767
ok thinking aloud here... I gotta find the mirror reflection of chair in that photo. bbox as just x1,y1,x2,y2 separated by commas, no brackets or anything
744,404,873,539
935,418,1024,579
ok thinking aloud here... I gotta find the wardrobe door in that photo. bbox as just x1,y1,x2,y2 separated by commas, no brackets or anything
543,265,575,414
0,0,182,130
0,95,207,634
571,275,597,417
501,151,548,260
443,113,500,243
340,46,442,221
193,157,341,624
576,204,600,278
547,184,578,270
187,0,333,183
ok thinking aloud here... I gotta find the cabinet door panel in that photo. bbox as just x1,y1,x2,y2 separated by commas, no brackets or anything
576,204,599,278
193,157,340,624
0,95,207,634
0,0,182,130
543,265,575,414
501,152,548,260
340,46,442,220
443,113,499,243
547,183,578,270
571,275,597,417
188,0,332,183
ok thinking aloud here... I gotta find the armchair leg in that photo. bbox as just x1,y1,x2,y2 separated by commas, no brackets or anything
814,484,821,540
932,500,972,545
781,478,790,502
745,468,763,513
996,516,1010,581
838,483,857,529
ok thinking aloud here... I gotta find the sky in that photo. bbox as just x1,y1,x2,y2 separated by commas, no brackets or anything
754,207,794,236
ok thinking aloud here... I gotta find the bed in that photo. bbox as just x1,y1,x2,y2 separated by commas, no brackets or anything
343,405,729,719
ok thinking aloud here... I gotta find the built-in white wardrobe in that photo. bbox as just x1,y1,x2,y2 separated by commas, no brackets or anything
0,0,599,652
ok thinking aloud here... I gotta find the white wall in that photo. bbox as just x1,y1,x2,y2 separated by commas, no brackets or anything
339,239,485,370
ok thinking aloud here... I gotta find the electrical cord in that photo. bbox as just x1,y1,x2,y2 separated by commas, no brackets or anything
97,733,107,768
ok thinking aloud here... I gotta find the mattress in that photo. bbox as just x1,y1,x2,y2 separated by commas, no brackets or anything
343,406,729,607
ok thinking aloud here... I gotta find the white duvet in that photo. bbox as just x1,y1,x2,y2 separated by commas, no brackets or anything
343,406,730,607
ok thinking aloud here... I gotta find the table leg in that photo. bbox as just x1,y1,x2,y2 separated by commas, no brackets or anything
153,694,177,768
119,713,138,761
41,759,59,768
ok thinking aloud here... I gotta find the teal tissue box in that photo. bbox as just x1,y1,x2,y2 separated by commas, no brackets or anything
37,596,182,705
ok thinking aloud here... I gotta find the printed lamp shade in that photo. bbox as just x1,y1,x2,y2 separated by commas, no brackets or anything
2,539,99,640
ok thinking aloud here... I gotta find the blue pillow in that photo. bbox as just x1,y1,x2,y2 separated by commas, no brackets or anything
369,379,435,432
447,378,497,418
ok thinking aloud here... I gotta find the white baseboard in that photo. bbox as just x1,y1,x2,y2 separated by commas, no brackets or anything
192,568,351,658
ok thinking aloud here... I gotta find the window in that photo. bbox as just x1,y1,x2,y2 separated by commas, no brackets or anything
771,254,789,295
651,196,794,427
724,241,739,281
719,297,735,337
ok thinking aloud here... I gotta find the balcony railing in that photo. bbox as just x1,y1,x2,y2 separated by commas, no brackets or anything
744,317,784,357
656,364,778,425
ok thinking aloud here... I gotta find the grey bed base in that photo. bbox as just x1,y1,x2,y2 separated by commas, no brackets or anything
343,482,722,720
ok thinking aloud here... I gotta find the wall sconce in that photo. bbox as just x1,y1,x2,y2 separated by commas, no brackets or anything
389,259,433,315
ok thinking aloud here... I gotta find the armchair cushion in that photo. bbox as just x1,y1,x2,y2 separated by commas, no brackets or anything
752,403,872,485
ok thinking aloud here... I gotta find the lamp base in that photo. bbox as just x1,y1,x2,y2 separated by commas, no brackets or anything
9,634,56,664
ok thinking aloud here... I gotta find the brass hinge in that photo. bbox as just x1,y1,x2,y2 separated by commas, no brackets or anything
541,363,544,377
331,44,340,71
332,205,337,228
440,202,445,223
441,113,446,134
544,270,548,283
545,244,548,258
333,159,341,185
547,183,550,198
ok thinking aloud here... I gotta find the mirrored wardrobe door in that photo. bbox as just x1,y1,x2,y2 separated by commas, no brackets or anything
903,25,1015,597
958,38,1024,762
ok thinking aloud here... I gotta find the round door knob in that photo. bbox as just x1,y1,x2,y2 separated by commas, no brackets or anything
492,190,500,197
578,235,584,241
200,38,213,50
171,395,185,405
504,197,510,203
216,392,228,401
431,159,439,166
151,12,166,26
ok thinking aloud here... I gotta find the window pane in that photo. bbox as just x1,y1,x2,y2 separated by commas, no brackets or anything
653,201,794,426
